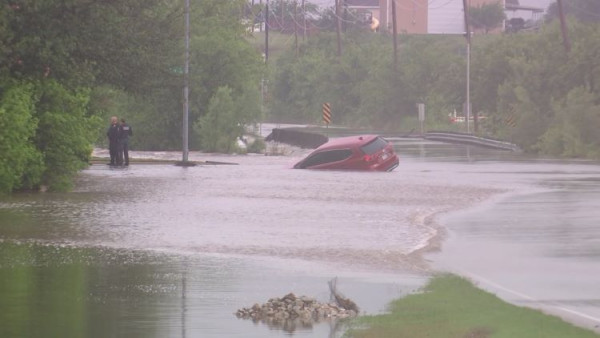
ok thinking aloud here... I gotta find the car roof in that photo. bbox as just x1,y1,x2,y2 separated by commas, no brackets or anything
314,134,379,151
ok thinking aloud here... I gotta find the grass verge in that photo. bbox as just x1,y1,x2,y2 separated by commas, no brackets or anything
344,274,599,338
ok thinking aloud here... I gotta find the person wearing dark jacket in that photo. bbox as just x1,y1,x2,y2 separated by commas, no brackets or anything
106,116,120,165
119,118,133,166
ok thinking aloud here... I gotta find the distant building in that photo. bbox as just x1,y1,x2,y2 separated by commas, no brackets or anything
375,0,543,35
505,0,544,31
345,0,381,30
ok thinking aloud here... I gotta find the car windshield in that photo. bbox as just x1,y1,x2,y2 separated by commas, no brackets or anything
360,137,388,155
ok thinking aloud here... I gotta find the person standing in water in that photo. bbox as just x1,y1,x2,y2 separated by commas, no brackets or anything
119,118,133,166
106,116,120,166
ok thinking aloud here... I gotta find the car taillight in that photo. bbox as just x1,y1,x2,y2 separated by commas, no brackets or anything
363,154,373,162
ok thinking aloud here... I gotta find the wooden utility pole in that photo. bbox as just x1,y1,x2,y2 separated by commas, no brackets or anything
302,0,306,40
294,0,298,56
281,0,285,33
335,0,342,58
260,0,263,32
391,0,398,72
557,0,571,52
265,0,269,63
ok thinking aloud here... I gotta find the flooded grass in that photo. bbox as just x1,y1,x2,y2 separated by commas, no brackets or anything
345,274,600,338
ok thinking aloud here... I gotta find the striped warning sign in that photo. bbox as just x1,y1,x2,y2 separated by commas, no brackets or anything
505,111,516,127
322,102,332,124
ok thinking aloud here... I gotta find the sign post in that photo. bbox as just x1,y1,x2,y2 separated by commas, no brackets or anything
417,103,425,136
322,102,332,126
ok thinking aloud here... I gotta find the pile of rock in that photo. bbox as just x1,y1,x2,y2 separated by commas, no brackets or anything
235,292,358,323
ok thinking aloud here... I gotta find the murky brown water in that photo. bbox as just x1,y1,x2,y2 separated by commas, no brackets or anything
2,137,599,337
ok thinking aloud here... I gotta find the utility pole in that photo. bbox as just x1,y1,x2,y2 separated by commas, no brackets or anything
294,0,298,56
557,0,570,52
260,0,263,32
265,0,269,63
176,0,195,166
335,0,342,58
342,0,347,33
302,0,306,40
391,0,398,72
462,0,472,134
281,0,285,33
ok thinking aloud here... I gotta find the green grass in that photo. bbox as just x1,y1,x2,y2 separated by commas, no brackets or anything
345,274,599,338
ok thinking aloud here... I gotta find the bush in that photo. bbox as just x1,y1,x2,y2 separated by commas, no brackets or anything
33,80,102,191
0,84,44,193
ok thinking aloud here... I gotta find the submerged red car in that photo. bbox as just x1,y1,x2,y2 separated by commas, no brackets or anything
293,135,399,171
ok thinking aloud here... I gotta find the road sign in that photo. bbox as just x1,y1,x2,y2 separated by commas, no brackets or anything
505,114,517,127
505,107,517,127
417,103,425,122
417,103,425,135
322,102,332,124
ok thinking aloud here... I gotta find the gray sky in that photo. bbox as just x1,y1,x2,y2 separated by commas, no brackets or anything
308,0,554,11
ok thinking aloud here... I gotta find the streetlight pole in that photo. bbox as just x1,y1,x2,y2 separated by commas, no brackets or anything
177,0,195,166
462,0,471,134
183,0,190,162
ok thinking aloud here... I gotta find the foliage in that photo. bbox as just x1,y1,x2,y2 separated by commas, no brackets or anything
473,21,600,154
345,274,599,338
546,0,600,23
33,80,102,191
0,83,43,193
469,1,505,33
269,32,465,130
269,17,600,159
537,87,600,158
246,137,266,154
189,6,264,148
0,79,100,192
193,86,245,153
1,0,266,193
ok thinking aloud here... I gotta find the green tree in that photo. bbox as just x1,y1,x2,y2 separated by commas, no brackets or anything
469,1,505,33
537,87,600,158
546,0,600,23
193,86,244,153
33,80,102,191
0,83,43,193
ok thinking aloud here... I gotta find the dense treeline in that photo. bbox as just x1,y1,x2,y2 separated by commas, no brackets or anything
267,5,600,159
0,0,264,193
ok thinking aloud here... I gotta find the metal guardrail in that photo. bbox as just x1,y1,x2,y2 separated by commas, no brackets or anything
424,131,521,152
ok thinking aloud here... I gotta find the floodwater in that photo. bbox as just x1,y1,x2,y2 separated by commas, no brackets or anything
1,138,600,337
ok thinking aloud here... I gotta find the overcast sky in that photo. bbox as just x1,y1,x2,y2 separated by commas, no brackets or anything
308,0,555,11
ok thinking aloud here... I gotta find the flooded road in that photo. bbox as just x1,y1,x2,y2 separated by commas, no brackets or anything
430,171,600,333
1,138,599,336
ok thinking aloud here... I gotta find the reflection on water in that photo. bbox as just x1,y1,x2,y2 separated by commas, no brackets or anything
0,240,425,338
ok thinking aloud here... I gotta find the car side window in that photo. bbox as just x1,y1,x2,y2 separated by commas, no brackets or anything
299,149,353,168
